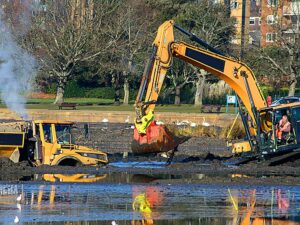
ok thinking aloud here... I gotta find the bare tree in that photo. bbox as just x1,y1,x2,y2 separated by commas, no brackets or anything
102,0,158,105
193,69,208,106
166,59,195,105
25,0,120,104
175,0,235,106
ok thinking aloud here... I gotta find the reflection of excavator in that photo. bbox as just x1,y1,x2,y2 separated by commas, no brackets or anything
228,189,300,225
132,186,163,225
42,173,107,183
132,20,300,161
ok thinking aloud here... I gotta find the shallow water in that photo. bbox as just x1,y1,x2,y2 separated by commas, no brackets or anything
1,178,300,224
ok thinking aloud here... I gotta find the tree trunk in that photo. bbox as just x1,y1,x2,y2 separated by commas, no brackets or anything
54,79,66,104
115,89,120,105
288,79,297,96
174,86,181,105
288,48,297,96
123,56,133,105
194,72,206,106
123,73,129,105
112,72,120,105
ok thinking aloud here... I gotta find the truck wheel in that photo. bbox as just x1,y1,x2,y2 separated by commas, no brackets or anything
57,157,82,166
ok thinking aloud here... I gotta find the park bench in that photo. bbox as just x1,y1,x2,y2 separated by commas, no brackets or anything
58,103,77,110
200,105,222,113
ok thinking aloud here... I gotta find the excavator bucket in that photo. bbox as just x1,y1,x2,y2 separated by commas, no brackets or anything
132,121,189,154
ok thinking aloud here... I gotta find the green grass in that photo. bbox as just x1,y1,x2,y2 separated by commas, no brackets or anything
0,98,239,113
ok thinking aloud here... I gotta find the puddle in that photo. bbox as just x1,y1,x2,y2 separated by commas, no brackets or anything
109,161,167,168
0,183,300,224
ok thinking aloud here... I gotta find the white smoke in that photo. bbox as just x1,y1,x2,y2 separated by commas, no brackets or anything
0,10,36,120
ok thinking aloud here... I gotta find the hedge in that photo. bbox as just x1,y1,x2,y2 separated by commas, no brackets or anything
260,86,300,99
46,81,300,104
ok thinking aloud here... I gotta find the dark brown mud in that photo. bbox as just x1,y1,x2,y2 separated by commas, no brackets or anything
1,122,300,185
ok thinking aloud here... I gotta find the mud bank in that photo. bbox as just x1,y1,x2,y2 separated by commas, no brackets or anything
2,153,300,185
74,122,229,156
0,122,300,185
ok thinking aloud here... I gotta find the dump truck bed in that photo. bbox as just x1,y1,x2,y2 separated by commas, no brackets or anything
0,132,25,148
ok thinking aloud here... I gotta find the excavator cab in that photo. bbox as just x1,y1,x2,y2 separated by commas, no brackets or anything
274,106,298,146
258,104,300,155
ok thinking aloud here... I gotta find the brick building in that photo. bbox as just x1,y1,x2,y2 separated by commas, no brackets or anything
255,0,299,47
229,0,299,48
249,0,261,46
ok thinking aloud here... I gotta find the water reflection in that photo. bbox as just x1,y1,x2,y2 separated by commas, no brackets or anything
42,173,107,183
228,188,300,225
132,186,163,225
15,172,288,184
0,181,300,224
39,173,204,184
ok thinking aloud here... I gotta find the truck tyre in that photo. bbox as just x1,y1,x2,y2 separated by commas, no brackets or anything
56,157,82,166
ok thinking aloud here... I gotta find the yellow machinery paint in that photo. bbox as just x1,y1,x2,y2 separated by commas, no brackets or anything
133,20,300,157
0,120,108,166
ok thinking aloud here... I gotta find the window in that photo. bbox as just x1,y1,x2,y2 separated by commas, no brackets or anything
250,17,255,25
56,124,73,144
292,107,300,121
266,33,277,42
267,15,275,24
231,1,239,9
42,124,53,143
292,23,299,30
267,0,278,6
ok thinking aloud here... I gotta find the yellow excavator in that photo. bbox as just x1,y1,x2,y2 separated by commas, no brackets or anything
132,20,300,162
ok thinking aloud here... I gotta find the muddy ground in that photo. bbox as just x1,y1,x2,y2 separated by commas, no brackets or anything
1,122,300,185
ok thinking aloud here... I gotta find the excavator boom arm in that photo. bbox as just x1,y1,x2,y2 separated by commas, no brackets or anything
135,20,266,134
172,42,266,118
134,21,175,133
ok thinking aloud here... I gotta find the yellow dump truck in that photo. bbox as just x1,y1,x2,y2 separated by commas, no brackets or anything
0,120,108,166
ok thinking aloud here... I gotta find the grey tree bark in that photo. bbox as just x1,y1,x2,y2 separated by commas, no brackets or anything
194,70,207,106
54,85,65,104
288,48,297,96
123,72,130,105
53,73,68,104
174,86,181,105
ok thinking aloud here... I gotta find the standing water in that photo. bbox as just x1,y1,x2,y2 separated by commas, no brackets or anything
0,174,300,224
